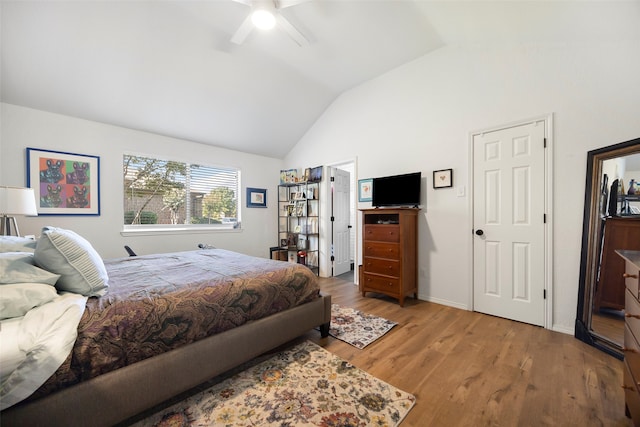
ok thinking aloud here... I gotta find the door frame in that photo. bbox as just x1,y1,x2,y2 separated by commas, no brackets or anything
468,114,554,329
323,158,358,280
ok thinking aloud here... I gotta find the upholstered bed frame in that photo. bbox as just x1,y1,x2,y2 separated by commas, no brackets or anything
2,293,332,427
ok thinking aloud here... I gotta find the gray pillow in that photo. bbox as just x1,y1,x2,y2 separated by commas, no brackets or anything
0,236,37,253
34,227,109,297
0,252,60,285
0,283,59,320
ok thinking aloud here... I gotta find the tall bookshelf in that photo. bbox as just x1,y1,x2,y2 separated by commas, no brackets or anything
277,181,320,275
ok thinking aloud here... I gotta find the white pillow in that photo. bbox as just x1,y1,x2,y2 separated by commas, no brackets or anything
0,283,59,320
34,227,109,297
0,252,60,286
0,236,37,253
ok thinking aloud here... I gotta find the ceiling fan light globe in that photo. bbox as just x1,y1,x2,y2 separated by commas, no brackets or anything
251,10,276,30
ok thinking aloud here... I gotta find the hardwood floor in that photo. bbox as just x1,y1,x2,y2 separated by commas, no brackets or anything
592,309,625,346
300,275,632,426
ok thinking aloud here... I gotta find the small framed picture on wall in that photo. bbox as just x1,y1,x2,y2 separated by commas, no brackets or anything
433,169,453,189
358,178,373,202
246,187,267,207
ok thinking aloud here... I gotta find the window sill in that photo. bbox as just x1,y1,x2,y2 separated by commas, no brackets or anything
120,226,242,237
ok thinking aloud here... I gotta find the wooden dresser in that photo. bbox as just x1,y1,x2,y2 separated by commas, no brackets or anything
620,249,640,424
360,208,419,306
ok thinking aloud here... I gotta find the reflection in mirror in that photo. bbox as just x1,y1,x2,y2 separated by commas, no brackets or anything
576,137,640,359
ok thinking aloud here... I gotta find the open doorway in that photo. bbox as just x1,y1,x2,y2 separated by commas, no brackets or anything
326,161,356,283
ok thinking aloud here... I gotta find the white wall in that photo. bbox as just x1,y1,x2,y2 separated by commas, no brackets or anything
285,42,640,334
0,103,283,259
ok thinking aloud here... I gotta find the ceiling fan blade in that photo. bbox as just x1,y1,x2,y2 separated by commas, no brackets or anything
275,14,309,46
230,0,252,7
275,0,311,9
230,15,254,45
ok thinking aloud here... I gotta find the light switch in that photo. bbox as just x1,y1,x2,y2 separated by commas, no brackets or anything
457,186,465,197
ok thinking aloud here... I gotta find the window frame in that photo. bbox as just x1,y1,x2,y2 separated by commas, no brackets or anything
121,152,242,234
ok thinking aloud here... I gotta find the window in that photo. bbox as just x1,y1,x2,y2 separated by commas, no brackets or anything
123,154,240,229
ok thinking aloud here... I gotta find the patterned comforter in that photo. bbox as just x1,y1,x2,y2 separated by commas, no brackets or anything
32,249,319,398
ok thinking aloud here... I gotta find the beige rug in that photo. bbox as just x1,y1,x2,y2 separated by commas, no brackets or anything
134,341,415,426
330,304,398,349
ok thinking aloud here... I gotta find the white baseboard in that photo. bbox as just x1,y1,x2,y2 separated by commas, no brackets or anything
418,295,469,311
418,295,575,335
551,324,574,336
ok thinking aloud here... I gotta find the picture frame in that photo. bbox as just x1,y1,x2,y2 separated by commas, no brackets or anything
309,166,323,182
26,147,100,215
358,178,373,202
286,204,295,216
279,169,298,184
246,187,267,208
433,169,453,189
286,233,297,248
295,200,306,217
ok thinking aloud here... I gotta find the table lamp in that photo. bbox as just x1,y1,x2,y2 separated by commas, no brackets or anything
0,186,38,236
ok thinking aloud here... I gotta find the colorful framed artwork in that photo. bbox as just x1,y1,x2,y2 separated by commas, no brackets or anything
433,168,453,189
246,187,267,208
358,178,373,202
26,147,100,215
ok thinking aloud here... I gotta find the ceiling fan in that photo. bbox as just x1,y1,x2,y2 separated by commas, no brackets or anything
230,0,311,46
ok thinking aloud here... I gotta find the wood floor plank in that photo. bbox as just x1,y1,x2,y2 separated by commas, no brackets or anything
305,275,633,426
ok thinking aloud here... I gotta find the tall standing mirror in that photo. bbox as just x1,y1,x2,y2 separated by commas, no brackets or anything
576,137,640,358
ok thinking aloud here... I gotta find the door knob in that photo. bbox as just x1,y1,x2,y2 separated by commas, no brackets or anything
475,229,484,236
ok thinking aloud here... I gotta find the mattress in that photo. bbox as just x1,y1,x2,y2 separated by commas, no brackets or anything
30,249,319,399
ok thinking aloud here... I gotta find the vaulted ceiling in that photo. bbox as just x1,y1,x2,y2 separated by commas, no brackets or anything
2,1,638,158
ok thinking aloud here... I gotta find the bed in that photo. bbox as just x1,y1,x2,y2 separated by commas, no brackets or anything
0,229,331,427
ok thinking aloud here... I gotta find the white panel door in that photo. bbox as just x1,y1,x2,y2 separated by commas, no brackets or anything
332,167,351,276
473,121,546,326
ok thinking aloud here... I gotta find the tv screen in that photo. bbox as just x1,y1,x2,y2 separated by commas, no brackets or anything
372,172,421,207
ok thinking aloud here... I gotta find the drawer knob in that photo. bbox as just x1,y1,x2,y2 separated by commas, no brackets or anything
625,313,640,319
624,273,639,279
623,385,635,391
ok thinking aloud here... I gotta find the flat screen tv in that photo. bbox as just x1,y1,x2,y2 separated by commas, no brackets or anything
372,172,421,207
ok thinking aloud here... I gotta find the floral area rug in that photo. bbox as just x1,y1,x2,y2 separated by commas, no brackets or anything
330,304,398,349
135,341,415,427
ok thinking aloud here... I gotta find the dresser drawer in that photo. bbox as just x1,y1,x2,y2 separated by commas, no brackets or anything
363,241,399,259
364,225,400,243
364,257,400,277
625,259,640,300
624,361,640,424
626,288,640,339
362,273,400,293
625,325,640,385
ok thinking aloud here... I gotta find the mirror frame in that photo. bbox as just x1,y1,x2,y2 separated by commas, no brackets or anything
576,136,640,359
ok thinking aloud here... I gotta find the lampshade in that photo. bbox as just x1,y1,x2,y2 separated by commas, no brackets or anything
0,186,38,216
